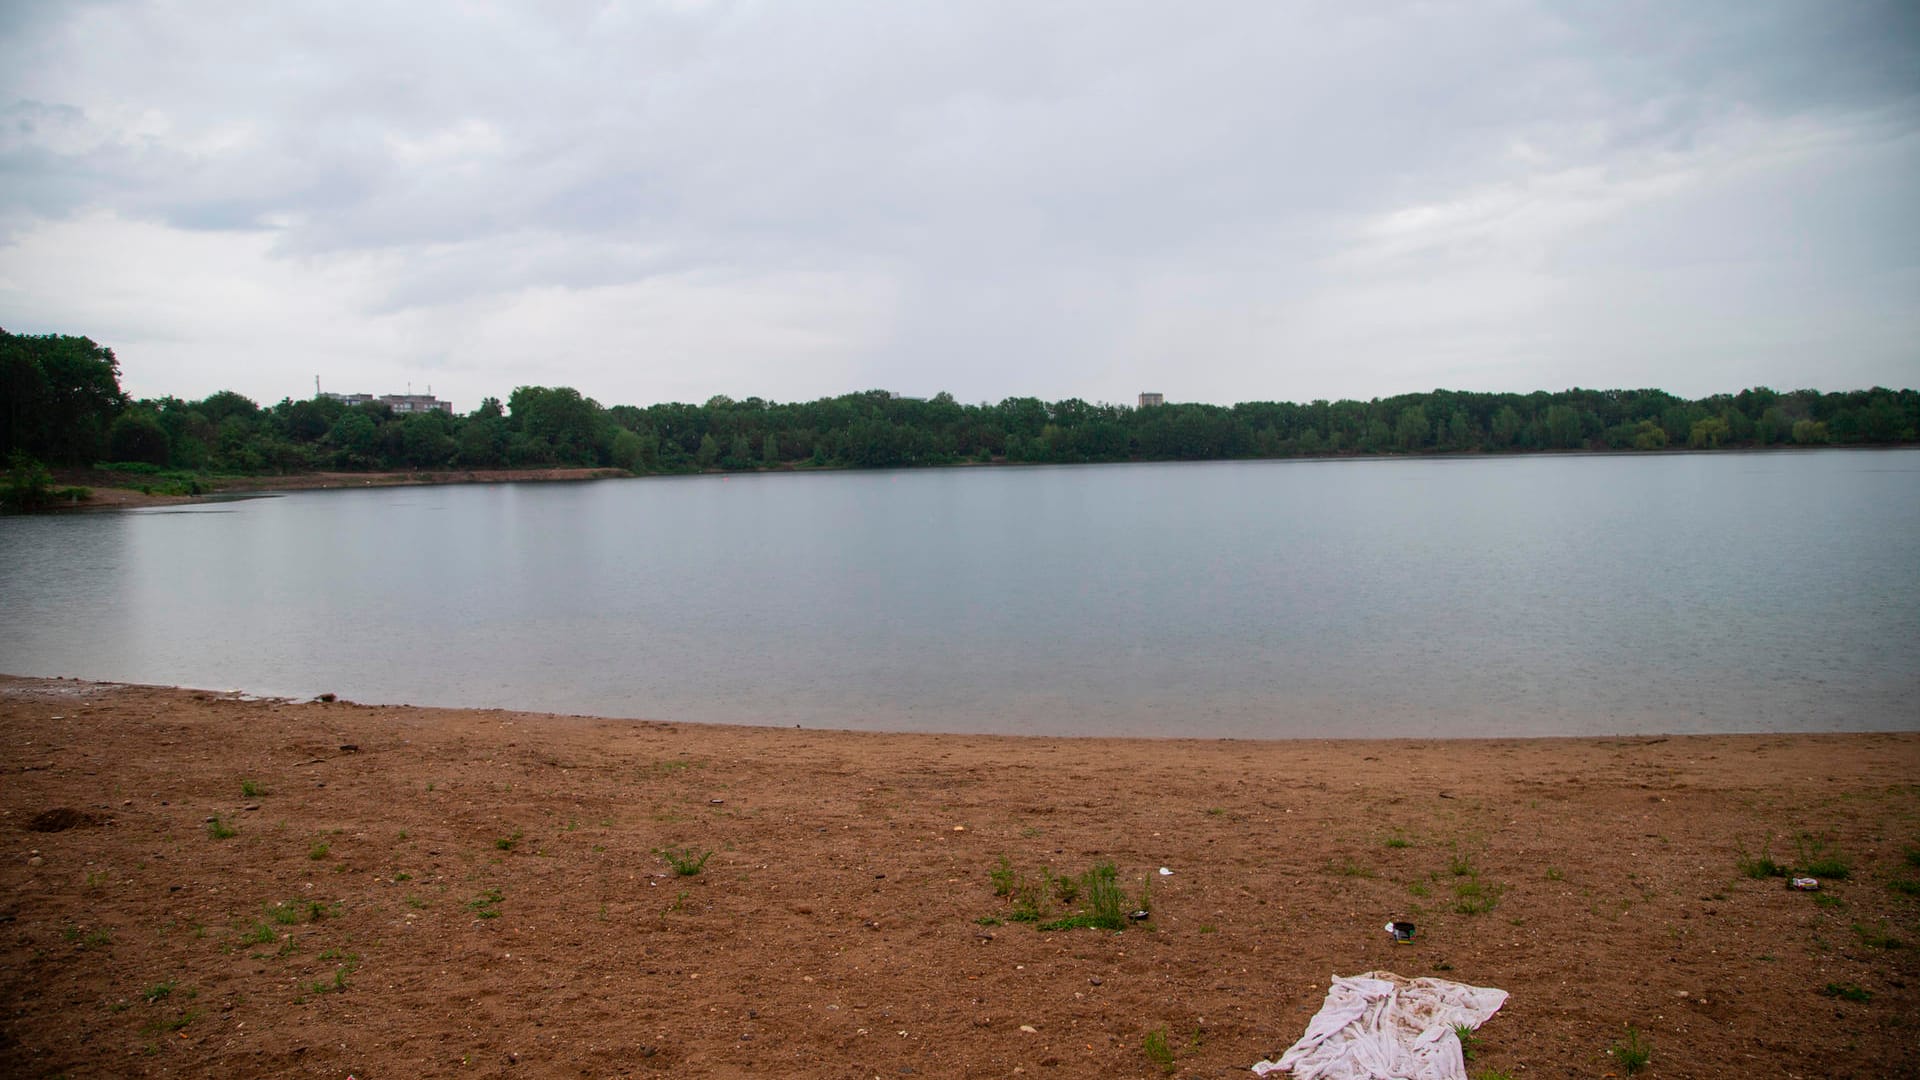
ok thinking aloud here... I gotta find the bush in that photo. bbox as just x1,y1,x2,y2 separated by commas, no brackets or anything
2,452,55,509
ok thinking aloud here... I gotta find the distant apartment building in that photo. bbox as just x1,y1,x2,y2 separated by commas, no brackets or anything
1138,392,1164,408
322,391,454,415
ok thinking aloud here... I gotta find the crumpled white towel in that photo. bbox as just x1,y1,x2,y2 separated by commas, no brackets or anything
1251,971,1507,1080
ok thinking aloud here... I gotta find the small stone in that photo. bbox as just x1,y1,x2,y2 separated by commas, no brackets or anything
1019,1024,1038,1033
27,856,43,867
1088,976,1102,986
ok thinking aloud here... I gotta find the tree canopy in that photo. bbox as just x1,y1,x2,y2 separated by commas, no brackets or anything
4,328,1916,477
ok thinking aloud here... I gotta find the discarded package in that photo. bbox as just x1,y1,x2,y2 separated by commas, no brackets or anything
1385,920,1416,943
1789,877,1820,891
1127,909,1151,922
1252,971,1507,1080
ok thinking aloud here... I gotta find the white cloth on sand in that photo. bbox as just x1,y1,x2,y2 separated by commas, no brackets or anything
1251,971,1508,1080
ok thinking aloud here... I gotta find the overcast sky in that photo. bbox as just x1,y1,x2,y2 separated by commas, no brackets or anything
2,1,1916,411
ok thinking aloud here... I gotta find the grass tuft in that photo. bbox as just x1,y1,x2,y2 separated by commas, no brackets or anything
468,888,504,919
1142,1027,1175,1075
1038,863,1132,931
1452,1022,1479,1061
206,816,237,840
658,846,712,876
1609,1026,1652,1075
1821,981,1872,1002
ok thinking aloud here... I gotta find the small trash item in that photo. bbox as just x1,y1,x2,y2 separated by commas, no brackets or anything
1385,921,1416,943
1790,877,1820,891
1127,909,1151,921
1158,867,1173,876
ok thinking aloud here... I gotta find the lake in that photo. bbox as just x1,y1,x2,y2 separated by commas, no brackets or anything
3,450,1916,738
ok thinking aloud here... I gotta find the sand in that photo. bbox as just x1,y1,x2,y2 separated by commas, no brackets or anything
2,675,1915,1078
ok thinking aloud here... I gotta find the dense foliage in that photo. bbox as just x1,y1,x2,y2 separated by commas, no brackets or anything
3,328,1916,477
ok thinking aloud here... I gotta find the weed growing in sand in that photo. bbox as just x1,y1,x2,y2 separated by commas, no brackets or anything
264,901,305,926
1384,835,1413,849
63,926,111,950
975,916,1003,927
1039,863,1150,932
240,780,265,798
141,980,176,1003
1471,1070,1517,1080
1821,981,1873,1002
1407,881,1431,898
404,895,428,909
990,855,1018,897
1446,854,1505,915
1735,837,1788,878
495,829,523,852
1814,892,1846,910
1796,835,1851,880
1890,878,1920,897
658,846,712,876
240,921,276,946
1608,1026,1652,1075
468,888,504,919
308,841,330,861
1544,866,1564,881
1331,859,1374,878
1452,1023,1479,1061
1852,921,1907,950
308,956,357,996
1142,1027,1175,1075
207,816,237,840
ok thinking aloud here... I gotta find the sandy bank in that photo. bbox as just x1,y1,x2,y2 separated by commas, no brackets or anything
1,676,1915,1078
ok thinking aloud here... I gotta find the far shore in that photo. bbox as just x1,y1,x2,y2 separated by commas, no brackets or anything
36,442,1913,513
2,674,1915,1078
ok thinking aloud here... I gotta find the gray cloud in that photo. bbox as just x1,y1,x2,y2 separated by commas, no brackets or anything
1,1,1915,408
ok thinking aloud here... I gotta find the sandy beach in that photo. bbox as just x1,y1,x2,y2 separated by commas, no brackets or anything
2,675,1915,1078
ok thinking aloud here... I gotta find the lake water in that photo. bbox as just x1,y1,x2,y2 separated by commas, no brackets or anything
3,450,1917,738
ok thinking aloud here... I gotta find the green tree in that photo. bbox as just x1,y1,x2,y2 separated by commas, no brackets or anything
696,433,720,468
1544,405,1582,449
0,329,127,463
1446,409,1475,449
1489,406,1522,448
1791,419,1828,445
328,409,379,462
1689,416,1731,448
107,411,171,465
763,431,780,466
611,428,648,473
1394,405,1430,451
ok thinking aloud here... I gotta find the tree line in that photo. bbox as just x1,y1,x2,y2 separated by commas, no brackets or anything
3,328,1916,478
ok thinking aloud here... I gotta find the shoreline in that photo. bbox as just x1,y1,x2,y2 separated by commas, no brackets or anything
39,442,1912,513
3,675,1916,1077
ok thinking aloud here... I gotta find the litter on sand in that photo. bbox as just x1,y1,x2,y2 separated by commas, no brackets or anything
1251,970,1507,1080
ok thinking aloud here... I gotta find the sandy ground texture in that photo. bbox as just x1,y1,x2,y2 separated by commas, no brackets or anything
2,676,1916,1080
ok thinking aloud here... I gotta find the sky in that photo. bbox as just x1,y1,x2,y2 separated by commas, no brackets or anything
1,1,1917,413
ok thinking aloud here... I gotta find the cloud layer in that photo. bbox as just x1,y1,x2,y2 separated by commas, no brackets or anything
3,1,1916,409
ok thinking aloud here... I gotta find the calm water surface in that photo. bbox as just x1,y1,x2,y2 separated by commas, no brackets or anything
3,451,1916,738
